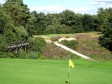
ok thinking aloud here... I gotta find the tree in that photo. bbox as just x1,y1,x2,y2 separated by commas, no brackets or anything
60,10,76,26
0,9,14,34
31,12,47,35
15,26,28,42
82,14,95,32
60,10,84,33
3,0,33,36
0,9,17,51
0,35,7,51
0,3,2,8
97,8,112,32
99,28,112,51
99,13,112,51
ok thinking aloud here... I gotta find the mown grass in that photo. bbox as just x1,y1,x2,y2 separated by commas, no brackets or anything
0,59,112,84
33,32,101,40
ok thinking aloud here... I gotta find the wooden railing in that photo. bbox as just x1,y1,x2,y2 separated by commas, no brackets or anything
8,43,29,49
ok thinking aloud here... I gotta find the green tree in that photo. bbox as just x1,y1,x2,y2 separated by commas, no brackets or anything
31,12,47,35
3,0,30,26
99,28,112,51
3,0,33,36
28,37,46,53
0,35,7,51
97,8,112,31
15,26,28,42
0,8,18,51
60,10,75,26
99,13,112,51
60,10,84,33
82,14,95,32
0,3,2,8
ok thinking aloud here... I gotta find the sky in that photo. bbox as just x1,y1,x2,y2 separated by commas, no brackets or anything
0,0,112,14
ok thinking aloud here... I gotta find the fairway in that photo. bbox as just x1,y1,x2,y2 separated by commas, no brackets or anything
0,59,112,84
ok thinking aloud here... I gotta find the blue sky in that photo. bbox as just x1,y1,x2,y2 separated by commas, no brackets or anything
0,0,112,14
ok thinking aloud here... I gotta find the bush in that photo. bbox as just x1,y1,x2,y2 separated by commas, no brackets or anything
42,44,78,59
44,25,57,34
99,28,112,51
15,49,43,59
50,36,62,41
28,37,46,52
27,51,43,59
0,52,15,58
16,49,27,59
0,35,8,51
61,40,78,50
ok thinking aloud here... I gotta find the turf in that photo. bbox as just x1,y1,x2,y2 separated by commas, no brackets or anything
0,59,112,84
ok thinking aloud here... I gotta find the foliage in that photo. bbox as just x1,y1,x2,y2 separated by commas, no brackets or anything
44,25,57,34
4,29,17,44
99,28,112,51
0,35,7,51
42,43,77,59
16,49,43,59
50,36,62,41
98,8,112,51
3,0,30,26
27,51,43,59
0,0,112,59
97,8,112,32
15,26,28,42
82,14,95,32
75,33,112,60
61,40,78,50
28,37,46,52
0,51,15,58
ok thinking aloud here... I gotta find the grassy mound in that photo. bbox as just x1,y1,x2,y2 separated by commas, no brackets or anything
35,32,112,60
75,33,112,60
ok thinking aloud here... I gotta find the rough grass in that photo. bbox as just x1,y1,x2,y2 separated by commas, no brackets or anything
75,33,112,60
34,32,112,60
0,59,112,84
42,43,78,59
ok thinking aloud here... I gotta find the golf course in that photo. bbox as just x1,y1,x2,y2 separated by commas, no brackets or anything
0,58,112,84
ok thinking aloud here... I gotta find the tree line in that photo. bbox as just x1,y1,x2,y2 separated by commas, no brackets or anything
0,0,112,58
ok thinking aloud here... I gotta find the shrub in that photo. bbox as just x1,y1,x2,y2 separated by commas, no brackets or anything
0,52,15,58
28,37,46,52
42,44,77,59
99,28,112,51
61,40,78,50
50,36,62,41
16,49,27,59
44,25,57,34
27,51,43,59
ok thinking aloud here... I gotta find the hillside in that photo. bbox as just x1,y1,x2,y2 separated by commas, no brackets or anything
75,32,112,60
36,32,112,60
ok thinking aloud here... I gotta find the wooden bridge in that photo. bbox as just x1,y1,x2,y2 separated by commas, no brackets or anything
7,43,29,52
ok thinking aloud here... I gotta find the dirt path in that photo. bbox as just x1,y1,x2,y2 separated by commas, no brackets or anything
54,42,94,61
36,36,95,61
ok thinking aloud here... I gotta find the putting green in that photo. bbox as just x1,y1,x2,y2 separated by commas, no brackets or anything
0,59,112,84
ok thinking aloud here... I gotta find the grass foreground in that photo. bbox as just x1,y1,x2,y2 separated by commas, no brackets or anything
0,58,112,84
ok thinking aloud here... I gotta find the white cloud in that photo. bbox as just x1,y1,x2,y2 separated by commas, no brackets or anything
89,0,112,5
71,7,96,14
29,5,97,15
108,4,112,7
29,5,64,13
88,0,105,5
0,0,5,4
